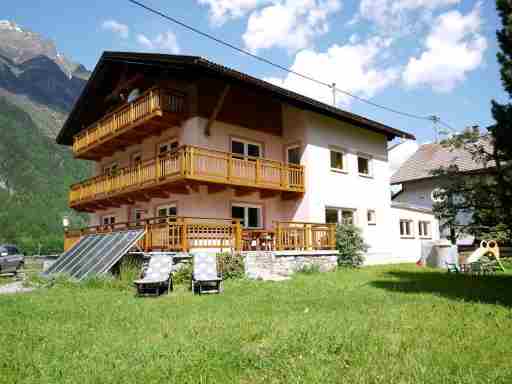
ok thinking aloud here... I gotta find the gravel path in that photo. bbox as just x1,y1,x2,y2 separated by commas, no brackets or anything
0,281,34,295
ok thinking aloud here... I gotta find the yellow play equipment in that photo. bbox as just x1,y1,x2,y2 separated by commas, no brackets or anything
466,240,505,271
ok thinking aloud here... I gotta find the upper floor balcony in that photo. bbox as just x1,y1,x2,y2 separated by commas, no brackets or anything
69,145,305,211
72,87,186,160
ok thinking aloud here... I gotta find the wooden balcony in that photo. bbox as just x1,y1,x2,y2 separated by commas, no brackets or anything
63,216,336,253
69,145,305,211
72,88,186,160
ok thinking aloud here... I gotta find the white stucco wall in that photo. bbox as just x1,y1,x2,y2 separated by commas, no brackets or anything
301,111,395,262
384,205,440,265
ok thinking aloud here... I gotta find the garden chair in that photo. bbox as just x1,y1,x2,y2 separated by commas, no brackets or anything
191,252,223,295
446,263,460,274
133,254,174,296
470,262,483,277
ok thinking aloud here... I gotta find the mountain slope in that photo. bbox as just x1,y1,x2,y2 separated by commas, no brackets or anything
0,21,92,253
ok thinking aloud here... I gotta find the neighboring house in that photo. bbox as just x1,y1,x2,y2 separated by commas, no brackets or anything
57,51,438,265
391,138,492,242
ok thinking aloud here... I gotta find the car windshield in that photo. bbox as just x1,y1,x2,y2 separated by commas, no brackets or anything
0,246,19,255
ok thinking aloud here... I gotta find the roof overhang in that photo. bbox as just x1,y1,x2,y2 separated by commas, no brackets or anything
57,51,416,146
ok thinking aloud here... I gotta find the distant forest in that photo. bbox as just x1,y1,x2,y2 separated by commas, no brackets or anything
0,98,90,254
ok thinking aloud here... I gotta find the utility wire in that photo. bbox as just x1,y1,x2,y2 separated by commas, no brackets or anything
127,0,453,127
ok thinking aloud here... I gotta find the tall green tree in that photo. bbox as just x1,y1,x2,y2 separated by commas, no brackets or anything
432,1,512,242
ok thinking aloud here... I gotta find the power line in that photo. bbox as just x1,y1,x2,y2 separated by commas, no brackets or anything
127,0,454,127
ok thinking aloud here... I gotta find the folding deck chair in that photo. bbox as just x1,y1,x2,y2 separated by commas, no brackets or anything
133,254,174,296
191,252,223,295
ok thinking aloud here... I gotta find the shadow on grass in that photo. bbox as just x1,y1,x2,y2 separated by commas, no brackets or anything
371,270,512,307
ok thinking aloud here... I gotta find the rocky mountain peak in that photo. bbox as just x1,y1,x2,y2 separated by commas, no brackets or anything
0,20,88,77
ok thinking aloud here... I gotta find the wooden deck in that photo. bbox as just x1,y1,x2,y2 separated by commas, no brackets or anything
64,216,336,253
72,87,186,160
69,145,305,211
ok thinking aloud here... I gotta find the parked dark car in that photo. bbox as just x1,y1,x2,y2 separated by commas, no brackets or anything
0,244,24,274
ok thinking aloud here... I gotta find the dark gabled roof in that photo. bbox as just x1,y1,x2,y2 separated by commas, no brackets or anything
390,137,494,185
57,51,415,145
391,202,434,214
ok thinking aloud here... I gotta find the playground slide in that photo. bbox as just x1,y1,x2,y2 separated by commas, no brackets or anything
466,247,489,264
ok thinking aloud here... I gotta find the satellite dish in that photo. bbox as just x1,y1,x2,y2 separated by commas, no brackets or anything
431,188,446,203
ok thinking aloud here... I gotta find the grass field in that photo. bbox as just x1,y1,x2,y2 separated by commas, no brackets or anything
1,264,511,383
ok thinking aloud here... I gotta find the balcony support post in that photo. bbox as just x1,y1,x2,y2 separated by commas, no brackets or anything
204,84,230,136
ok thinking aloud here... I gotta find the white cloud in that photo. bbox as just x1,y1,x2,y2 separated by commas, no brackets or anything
198,0,271,25
265,37,399,107
356,0,460,34
136,31,180,54
101,20,129,39
402,4,487,92
242,0,341,53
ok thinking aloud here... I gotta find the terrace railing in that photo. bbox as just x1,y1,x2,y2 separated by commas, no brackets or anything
63,217,336,253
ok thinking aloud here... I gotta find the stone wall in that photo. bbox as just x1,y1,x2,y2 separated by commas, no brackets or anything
244,251,339,280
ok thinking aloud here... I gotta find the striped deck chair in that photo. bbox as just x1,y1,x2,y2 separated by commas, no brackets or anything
191,252,223,295
134,254,174,296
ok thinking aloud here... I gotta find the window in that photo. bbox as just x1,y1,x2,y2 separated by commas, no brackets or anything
330,150,345,171
232,204,262,229
102,215,116,226
325,207,356,225
287,145,301,165
418,221,431,237
367,210,376,225
103,162,118,176
231,139,261,159
357,156,371,176
131,208,145,224
400,219,413,237
159,140,178,155
156,204,177,218
131,152,142,166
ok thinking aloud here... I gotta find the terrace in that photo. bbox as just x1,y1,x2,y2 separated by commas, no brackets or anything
63,216,336,253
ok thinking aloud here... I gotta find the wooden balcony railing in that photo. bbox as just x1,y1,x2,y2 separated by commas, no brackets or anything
72,88,186,157
63,216,336,253
69,145,305,208
275,221,336,251
64,216,241,252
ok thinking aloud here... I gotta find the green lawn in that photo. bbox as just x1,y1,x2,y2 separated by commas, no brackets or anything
1,265,512,383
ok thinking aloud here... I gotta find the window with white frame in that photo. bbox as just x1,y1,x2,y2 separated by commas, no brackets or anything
231,203,262,229
357,155,371,176
101,215,116,226
330,149,346,172
156,203,177,218
400,219,413,237
159,139,178,155
325,207,356,225
231,138,262,159
418,221,431,237
131,208,145,223
367,209,376,225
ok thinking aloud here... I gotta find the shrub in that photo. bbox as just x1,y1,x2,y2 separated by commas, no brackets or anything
336,224,368,267
218,252,245,279
173,262,193,286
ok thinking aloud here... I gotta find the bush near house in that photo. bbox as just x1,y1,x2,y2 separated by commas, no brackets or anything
335,223,368,267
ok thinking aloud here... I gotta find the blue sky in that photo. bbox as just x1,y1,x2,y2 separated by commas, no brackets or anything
3,0,507,143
